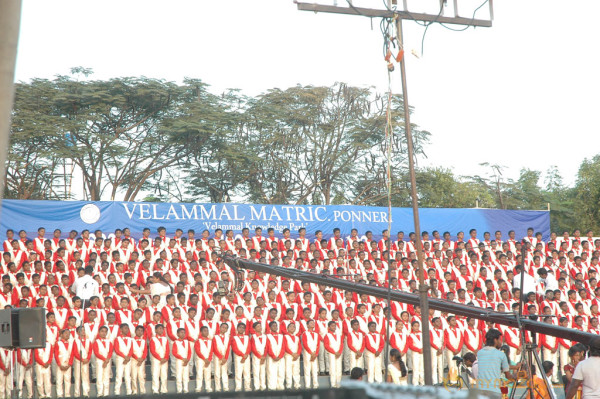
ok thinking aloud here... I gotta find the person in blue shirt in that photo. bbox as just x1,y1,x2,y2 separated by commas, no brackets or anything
474,328,517,394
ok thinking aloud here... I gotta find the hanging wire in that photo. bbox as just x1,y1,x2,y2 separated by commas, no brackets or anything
382,18,397,382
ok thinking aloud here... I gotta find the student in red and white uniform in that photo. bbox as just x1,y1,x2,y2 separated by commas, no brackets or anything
73,326,92,398
149,324,170,395
130,326,147,395
463,317,482,354
539,317,559,383
251,321,268,391
34,341,53,399
93,326,113,397
301,319,320,388
114,324,133,395
503,326,521,363
16,347,33,399
390,320,408,361
323,320,344,388
172,327,192,393
346,319,366,371
408,321,424,386
213,323,232,392
364,321,384,383
0,347,12,399
266,321,286,391
194,325,214,393
54,329,75,397
231,323,252,392
443,316,464,385
284,323,302,390
430,317,445,385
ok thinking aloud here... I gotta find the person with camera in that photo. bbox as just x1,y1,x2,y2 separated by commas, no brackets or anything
475,328,517,394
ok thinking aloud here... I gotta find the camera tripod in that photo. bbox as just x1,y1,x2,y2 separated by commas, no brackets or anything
507,323,555,399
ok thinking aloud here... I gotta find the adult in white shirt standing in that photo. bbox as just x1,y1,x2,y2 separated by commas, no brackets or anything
512,265,537,298
70,266,99,307
566,337,600,399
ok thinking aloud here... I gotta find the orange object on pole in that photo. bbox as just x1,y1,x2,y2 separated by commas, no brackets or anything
385,48,392,62
395,49,404,62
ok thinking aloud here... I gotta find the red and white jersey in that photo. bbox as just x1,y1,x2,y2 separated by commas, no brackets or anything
266,333,285,359
54,339,74,367
301,331,320,355
149,336,170,360
114,335,133,358
172,339,192,361
251,334,268,358
323,331,343,354
231,334,251,358
284,334,302,356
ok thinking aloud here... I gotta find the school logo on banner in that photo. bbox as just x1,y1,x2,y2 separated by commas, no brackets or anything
80,203,101,224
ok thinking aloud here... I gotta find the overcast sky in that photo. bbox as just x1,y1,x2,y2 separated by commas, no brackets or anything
14,0,600,190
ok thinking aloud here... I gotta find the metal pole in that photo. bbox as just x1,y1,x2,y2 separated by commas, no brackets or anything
395,17,433,385
0,0,23,207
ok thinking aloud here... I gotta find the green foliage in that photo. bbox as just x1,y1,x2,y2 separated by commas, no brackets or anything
8,71,600,233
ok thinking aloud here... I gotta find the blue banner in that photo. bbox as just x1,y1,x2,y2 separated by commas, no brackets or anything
0,200,550,240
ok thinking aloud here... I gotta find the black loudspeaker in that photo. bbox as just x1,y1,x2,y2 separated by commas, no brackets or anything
0,308,46,348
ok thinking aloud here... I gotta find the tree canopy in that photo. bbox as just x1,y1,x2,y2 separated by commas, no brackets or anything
8,70,597,232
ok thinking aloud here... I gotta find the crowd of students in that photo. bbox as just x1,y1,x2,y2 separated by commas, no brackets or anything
0,224,596,397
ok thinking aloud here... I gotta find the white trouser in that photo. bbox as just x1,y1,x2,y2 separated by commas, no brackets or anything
431,349,444,384
35,365,51,398
445,350,460,383
302,351,319,388
17,364,33,398
195,356,212,392
348,351,365,371
411,351,424,385
266,357,285,391
365,352,383,383
327,352,343,388
284,354,301,390
73,359,90,397
318,343,327,373
251,355,266,391
174,358,190,393
56,365,72,397
131,359,146,394
0,370,12,399
95,358,111,397
214,357,229,391
343,342,351,372
114,356,132,395
233,355,251,391
559,346,570,377
151,357,169,394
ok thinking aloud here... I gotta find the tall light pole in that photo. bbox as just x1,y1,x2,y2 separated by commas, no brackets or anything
0,0,23,205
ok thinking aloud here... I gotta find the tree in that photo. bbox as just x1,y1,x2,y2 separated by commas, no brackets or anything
8,78,63,199
573,156,600,232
